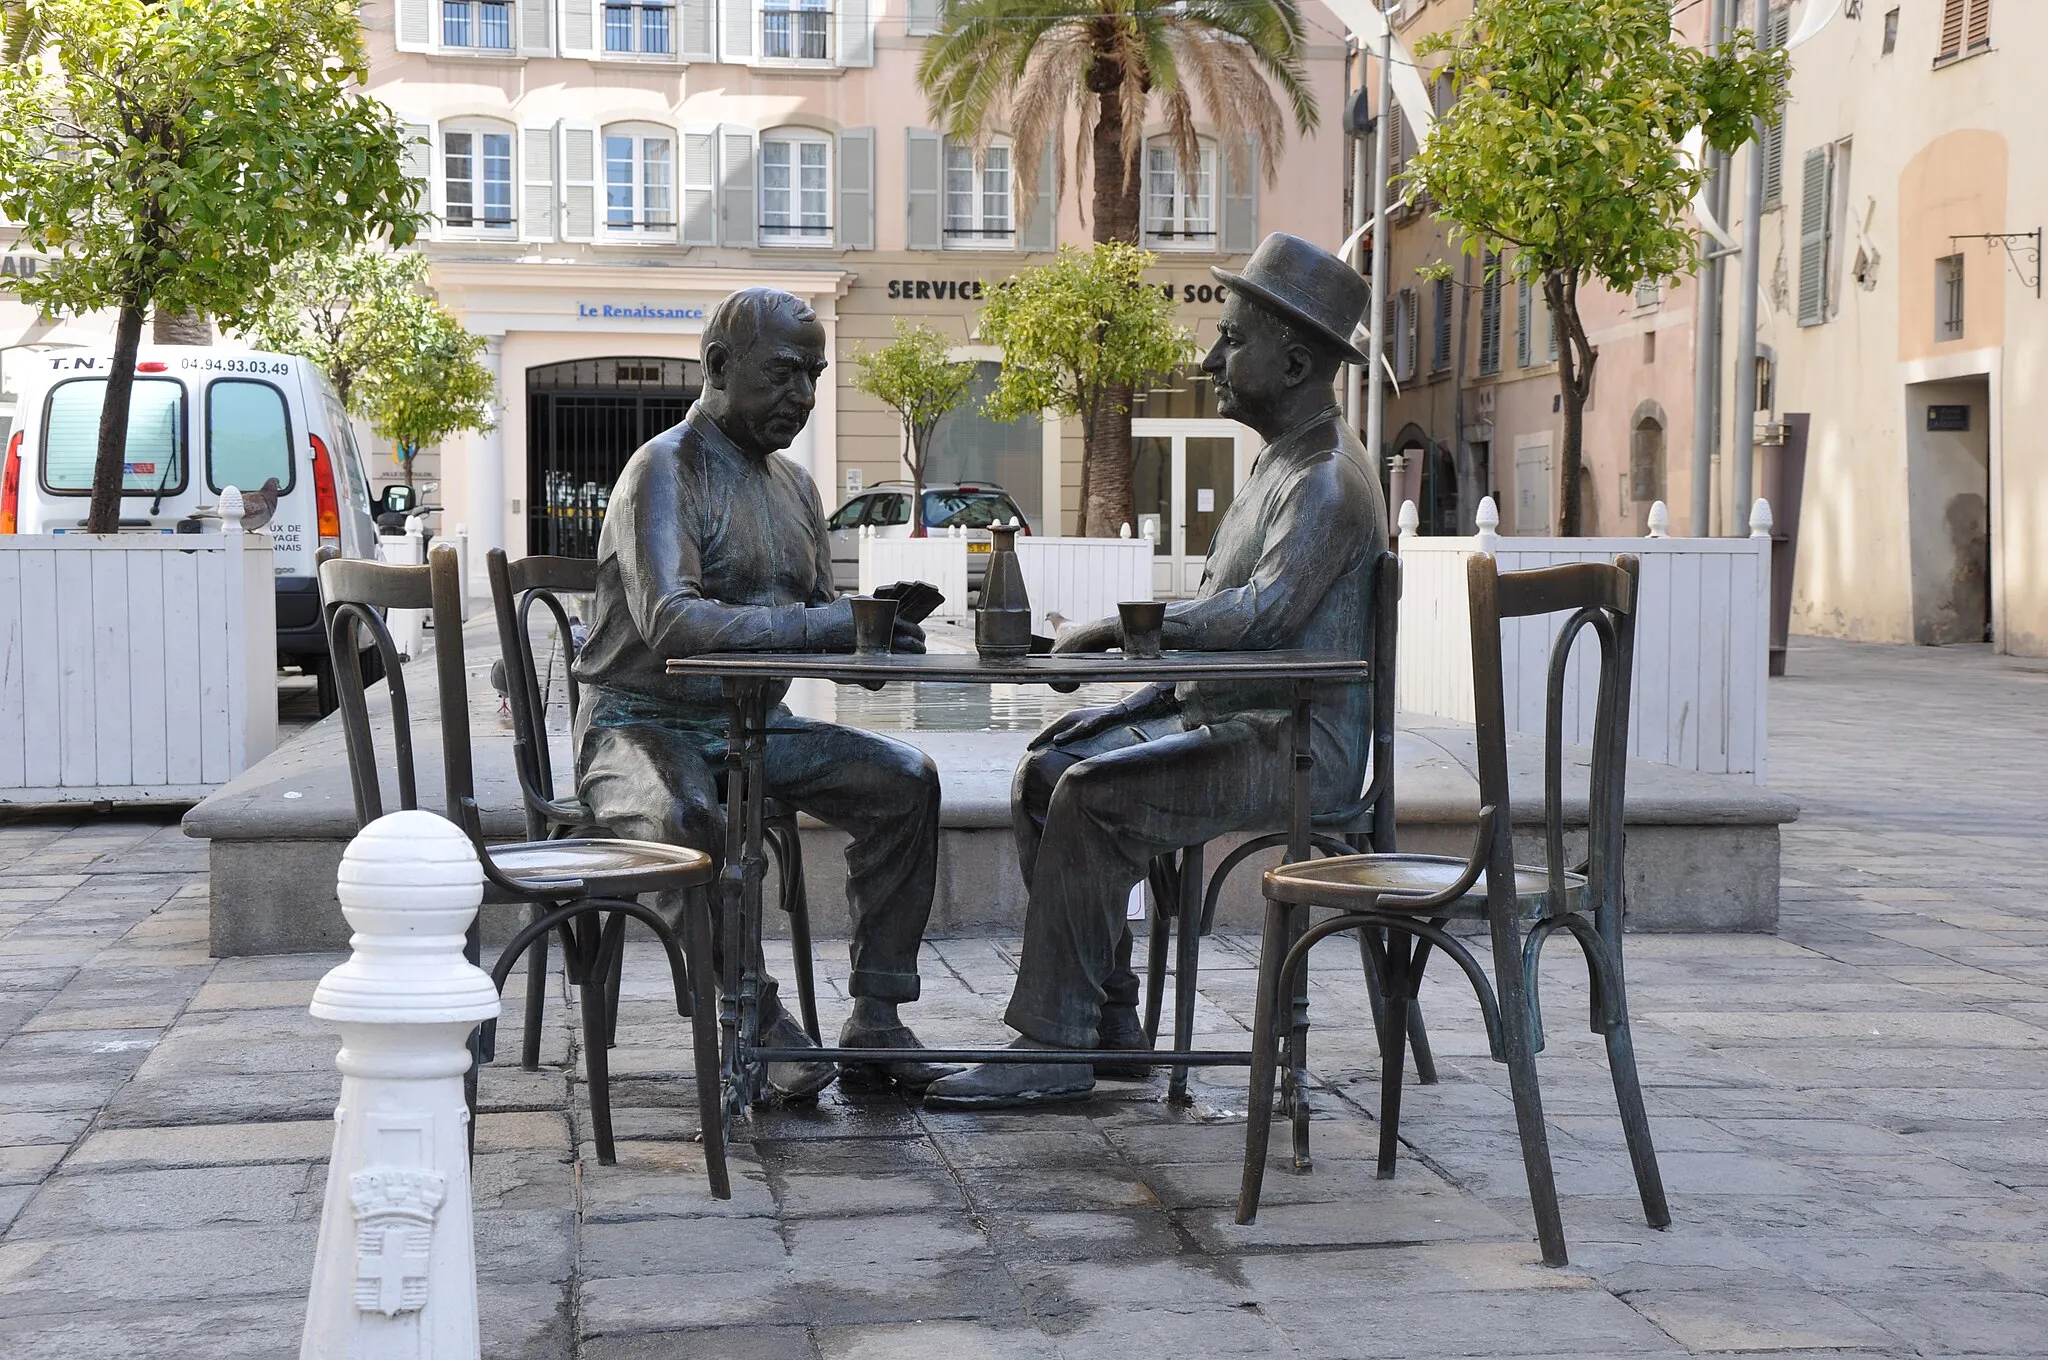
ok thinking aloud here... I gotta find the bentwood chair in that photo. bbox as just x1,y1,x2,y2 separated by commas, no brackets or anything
484,549,825,1050
1140,551,1437,1121
1237,553,1669,1266
320,544,729,1196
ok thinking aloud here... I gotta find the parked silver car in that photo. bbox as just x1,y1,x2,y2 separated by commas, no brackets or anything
826,482,1031,593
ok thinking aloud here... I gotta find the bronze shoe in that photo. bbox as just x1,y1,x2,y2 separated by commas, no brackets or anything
835,1019,962,1094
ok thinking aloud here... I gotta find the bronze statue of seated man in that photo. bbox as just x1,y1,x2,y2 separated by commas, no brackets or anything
572,287,955,1101
926,234,1388,1109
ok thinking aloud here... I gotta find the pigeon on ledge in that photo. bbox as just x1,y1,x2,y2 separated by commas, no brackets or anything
190,477,283,532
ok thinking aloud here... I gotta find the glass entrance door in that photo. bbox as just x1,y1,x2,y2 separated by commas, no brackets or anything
1131,421,1254,596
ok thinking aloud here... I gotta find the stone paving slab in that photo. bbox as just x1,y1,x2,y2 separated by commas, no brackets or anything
2,637,2047,1356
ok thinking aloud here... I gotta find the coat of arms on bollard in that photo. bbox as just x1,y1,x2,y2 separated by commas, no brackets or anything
350,1167,446,1317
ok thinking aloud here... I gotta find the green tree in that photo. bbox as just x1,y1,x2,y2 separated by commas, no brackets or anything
919,0,1317,535
978,243,1189,533
849,321,974,537
246,246,495,489
354,305,496,491
1410,0,1784,535
0,0,421,533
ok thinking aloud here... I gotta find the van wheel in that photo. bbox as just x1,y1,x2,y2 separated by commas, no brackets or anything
310,655,339,718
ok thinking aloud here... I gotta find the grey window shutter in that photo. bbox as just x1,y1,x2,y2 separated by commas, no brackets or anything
400,123,433,224
720,0,753,60
1544,290,1558,361
519,0,551,53
396,0,430,50
560,0,595,54
1017,135,1055,252
905,0,939,36
721,127,757,246
1515,280,1531,368
1431,276,1452,370
1478,250,1501,375
1796,147,1829,326
561,124,596,240
679,0,714,58
838,0,872,66
521,125,557,240
1401,287,1418,381
905,128,943,250
838,128,875,250
1221,137,1257,255
681,130,718,245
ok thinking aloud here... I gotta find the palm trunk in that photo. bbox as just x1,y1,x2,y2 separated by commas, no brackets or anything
86,303,147,534
1082,72,1143,537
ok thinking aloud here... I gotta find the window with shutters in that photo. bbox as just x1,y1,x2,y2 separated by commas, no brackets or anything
444,124,516,235
762,0,830,60
943,138,1012,248
1144,139,1216,250
603,125,675,236
1394,286,1418,383
1796,140,1849,326
442,0,514,49
1936,0,1992,65
1430,276,1452,373
603,0,673,53
1544,291,1558,363
760,129,832,244
1477,251,1502,376
1936,254,1965,341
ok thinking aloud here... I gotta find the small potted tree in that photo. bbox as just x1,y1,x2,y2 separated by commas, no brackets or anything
849,320,973,537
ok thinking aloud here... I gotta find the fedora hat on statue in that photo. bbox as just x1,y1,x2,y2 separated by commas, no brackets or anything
1212,231,1370,366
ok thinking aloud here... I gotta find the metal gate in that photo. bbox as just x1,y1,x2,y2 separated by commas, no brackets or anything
526,357,700,557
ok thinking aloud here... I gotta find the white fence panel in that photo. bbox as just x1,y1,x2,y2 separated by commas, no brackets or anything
858,531,971,621
1396,499,1773,781
1013,537,1154,635
0,509,277,802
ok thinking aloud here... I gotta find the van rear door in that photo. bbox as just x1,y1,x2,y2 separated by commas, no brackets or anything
200,372,306,576
36,373,191,527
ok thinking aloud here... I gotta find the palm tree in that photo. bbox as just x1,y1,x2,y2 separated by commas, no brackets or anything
2,0,48,63
920,0,1317,535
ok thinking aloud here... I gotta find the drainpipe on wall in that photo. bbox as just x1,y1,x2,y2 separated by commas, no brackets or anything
1690,0,1730,537
1729,0,1770,534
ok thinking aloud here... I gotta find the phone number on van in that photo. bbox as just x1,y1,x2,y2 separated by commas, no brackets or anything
178,357,291,374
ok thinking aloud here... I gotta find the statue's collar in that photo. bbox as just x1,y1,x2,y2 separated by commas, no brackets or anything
682,403,745,462
1258,404,1342,457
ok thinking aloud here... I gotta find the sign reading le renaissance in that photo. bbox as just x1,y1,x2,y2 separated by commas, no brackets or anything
578,302,709,321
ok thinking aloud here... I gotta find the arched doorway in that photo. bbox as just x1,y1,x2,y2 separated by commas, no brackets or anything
1629,400,1668,536
526,357,701,556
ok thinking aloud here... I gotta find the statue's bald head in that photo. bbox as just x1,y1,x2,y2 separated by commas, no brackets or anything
699,287,828,458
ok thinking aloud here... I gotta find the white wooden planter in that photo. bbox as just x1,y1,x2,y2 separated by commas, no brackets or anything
0,494,277,803
1014,537,1154,635
1396,497,1774,782
858,530,972,621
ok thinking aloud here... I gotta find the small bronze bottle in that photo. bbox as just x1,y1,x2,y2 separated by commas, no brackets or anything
974,523,1032,660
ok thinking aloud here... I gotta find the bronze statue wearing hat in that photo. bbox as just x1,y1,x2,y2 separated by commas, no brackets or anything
926,232,1388,1109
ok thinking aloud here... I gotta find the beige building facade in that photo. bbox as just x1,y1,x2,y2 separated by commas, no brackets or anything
354,0,1353,577
2,0,1351,585
1749,0,2039,653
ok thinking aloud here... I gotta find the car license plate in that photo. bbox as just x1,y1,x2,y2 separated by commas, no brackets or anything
968,542,991,553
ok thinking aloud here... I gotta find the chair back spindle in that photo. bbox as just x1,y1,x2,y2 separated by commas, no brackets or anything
487,550,600,840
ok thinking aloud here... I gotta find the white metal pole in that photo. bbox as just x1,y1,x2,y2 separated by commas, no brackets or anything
1347,95,1369,433
1729,0,1770,534
1689,0,1729,536
1364,16,1393,484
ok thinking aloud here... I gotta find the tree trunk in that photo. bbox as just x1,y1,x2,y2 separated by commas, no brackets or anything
908,426,927,537
151,306,212,346
1081,69,1143,537
86,304,148,534
1544,270,1596,537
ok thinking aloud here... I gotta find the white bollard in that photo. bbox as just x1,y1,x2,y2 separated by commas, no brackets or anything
1396,499,1420,540
301,811,501,1360
1749,497,1775,539
1646,500,1671,538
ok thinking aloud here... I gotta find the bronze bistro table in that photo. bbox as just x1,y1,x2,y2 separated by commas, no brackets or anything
665,649,1373,1120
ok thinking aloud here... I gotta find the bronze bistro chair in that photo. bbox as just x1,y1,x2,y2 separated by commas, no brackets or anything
319,544,728,1197
485,548,826,1052
1237,553,1669,1267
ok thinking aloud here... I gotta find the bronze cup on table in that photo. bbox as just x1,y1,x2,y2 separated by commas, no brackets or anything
851,596,898,655
1118,600,1166,660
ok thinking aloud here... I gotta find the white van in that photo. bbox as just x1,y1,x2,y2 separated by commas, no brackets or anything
0,345,381,695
